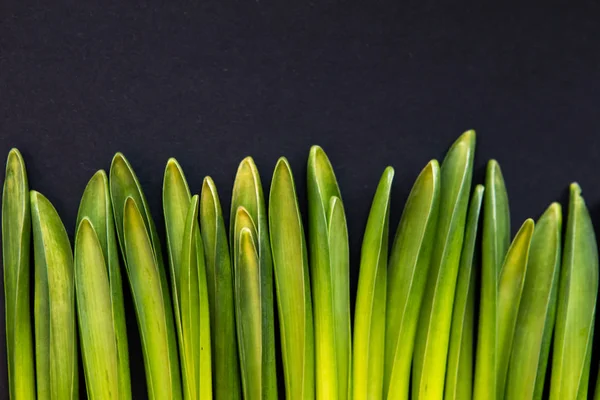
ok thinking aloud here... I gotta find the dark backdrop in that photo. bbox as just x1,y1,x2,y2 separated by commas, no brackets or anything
2,0,600,398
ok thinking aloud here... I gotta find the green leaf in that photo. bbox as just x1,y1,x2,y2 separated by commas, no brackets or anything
413,130,476,400
353,166,394,400
163,159,212,399
109,154,180,390
269,157,314,400
506,203,562,400
2,149,35,400
122,197,182,399
75,170,131,400
234,224,263,399
180,195,212,399
445,184,484,400
74,219,120,399
497,219,535,399
383,160,440,400
550,183,598,400
200,176,241,399
230,156,277,399
307,146,351,400
31,191,78,399
474,160,510,400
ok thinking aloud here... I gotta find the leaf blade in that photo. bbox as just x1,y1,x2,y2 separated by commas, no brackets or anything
307,146,350,400
506,203,562,400
353,166,394,400
31,191,78,399
2,149,35,400
384,160,440,400
412,130,476,400
474,160,510,400
200,176,241,399
269,157,314,400
445,184,484,400
550,183,598,400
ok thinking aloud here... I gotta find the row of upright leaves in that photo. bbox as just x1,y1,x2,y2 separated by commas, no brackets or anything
2,129,599,400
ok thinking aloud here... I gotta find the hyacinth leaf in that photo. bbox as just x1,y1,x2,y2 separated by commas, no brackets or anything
163,159,212,398
75,170,131,400
122,197,182,399
269,157,314,400
353,166,394,400
497,219,535,399
2,149,35,400
180,195,212,399
474,159,510,400
307,146,351,400
230,156,277,399
413,130,476,400
163,158,191,331
383,160,440,400
506,203,562,400
200,176,241,399
74,219,119,399
109,153,181,399
31,191,78,399
235,224,263,399
549,183,598,400
445,184,484,400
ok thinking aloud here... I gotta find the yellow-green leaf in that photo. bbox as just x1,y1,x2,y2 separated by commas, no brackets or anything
2,149,35,400
231,157,277,399
31,191,78,400
384,160,440,400
353,166,394,400
110,154,181,399
307,146,351,400
506,203,561,400
200,176,241,399
76,170,131,400
474,160,510,400
444,185,484,400
497,219,535,399
74,219,120,400
122,197,182,400
269,157,314,400
235,224,263,399
413,130,476,400
180,195,212,399
549,183,598,400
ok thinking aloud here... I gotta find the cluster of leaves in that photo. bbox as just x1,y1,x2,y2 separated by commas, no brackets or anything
2,131,598,399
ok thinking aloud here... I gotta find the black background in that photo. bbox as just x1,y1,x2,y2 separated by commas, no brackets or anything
2,0,600,398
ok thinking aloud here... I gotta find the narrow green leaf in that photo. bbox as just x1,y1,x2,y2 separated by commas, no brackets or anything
269,157,314,400
445,184,484,400
230,156,277,399
200,176,241,399
180,195,212,399
506,203,562,400
235,225,263,399
307,146,351,400
76,170,131,400
353,166,394,400
31,191,78,399
163,159,212,399
413,130,476,400
2,149,35,399
122,197,182,399
550,183,598,400
497,219,535,399
474,159,510,400
110,154,181,399
74,219,119,399
383,160,440,400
